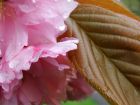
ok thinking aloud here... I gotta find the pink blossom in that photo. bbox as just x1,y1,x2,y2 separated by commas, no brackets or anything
0,0,93,105
0,56,92,105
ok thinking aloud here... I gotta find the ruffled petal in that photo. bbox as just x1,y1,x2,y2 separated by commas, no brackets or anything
0,1,89,105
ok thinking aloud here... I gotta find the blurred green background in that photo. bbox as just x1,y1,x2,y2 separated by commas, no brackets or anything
62,97,98,105
122,0,140,15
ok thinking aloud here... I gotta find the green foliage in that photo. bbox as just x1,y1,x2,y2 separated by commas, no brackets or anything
62,98,98,105
42,97,98,105
122,0,140,15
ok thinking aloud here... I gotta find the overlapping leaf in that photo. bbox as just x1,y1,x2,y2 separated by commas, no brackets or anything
77,0,140,20
67,4,140,105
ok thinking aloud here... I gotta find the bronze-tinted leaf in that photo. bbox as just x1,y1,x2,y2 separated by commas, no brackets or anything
77,0,140,20
67,4,140,105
